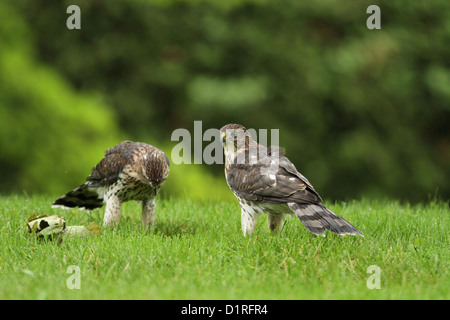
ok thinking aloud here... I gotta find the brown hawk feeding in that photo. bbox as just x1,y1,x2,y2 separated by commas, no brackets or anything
220,124,363,237
52,141,170,227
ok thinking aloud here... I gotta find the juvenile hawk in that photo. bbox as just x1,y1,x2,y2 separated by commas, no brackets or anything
52,141,170,227
220,124,363,236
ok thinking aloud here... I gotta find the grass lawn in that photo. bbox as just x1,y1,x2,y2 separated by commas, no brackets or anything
0,195,448,299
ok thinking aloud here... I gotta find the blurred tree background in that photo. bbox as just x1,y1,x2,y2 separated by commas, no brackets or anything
0,0,448,202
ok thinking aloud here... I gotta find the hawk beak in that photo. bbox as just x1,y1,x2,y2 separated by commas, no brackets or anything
221,133,226,144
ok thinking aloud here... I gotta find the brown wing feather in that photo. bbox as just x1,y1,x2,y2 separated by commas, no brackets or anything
87,141,169,188
87,141,144,187
226,148,322,204
87,153,129,187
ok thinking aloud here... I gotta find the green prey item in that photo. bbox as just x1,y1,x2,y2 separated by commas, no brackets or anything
27,214,101,242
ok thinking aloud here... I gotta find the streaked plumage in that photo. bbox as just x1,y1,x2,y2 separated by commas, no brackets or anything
52,141,170,227
220,124,363,236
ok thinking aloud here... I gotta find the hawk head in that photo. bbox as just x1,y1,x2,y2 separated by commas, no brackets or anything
220,124,253,155
141,149,170,190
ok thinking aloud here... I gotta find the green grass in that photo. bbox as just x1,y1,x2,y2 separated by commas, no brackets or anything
0,195,448,299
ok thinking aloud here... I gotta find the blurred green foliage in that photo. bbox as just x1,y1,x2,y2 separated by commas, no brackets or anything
0,0,449,202
0,2,122,194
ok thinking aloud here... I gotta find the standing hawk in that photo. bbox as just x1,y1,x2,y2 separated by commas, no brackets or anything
52,141,170,227
220,124,363,236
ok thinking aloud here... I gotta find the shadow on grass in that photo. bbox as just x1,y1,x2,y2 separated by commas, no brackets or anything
74,213,204,238
152,219,204,238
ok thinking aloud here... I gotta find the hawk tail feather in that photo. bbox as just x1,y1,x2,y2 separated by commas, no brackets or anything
288,203,363,236
52,183,103,210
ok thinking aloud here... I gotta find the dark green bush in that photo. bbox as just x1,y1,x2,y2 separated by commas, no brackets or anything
1,0,448,201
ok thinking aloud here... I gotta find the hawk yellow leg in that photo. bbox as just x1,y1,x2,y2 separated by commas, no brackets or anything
103,193,121,227
142,198,156,227
241,209,259,236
